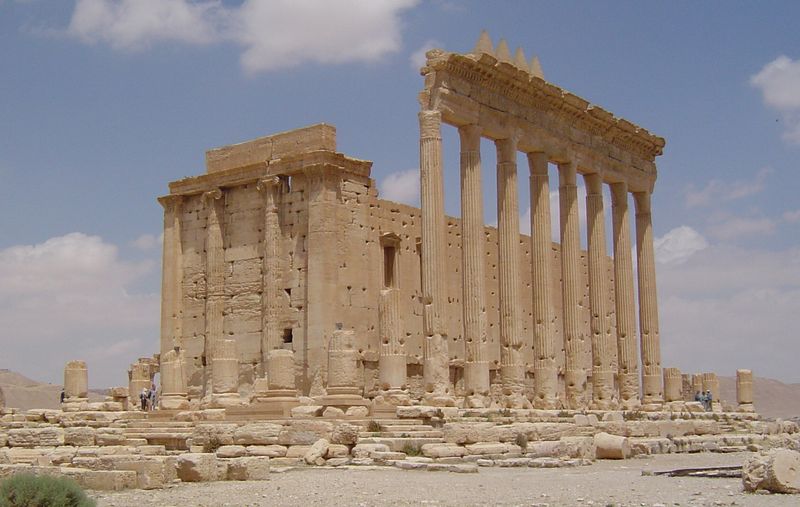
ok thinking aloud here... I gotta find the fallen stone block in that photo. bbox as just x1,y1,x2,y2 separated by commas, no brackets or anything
595,432,630,459
331,423,359,445
291,405,324,418
325,444,349,458
421,444,467,458
285,445,312,459
325,457,351,467
116,460,166,490
176,453,218,482
345,406,369,418
743,449,800,494
278,420,333,446
322,407,345,418
352,443,390,458
396,406,440,419
227,456,270,481
233,423,282,446
304,439,330,465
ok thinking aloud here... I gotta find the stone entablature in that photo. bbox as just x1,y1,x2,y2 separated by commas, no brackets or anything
420,49,664,193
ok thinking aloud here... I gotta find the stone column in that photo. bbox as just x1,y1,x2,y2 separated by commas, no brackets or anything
306,166,341,397
257,176,284,372
663,367,682,403
266,349,298,398
379,288,409,402
496,136,526,408
634,191,663,406
692,374,704,398
701,372,721,411
584,173,616,409
323,329,367,408
528,151,558,409
736,369,754,412
610,182,640,409
158,195,183,359
459,124,489,406
128,362,152,410
420,110,454,406
63,360,88,401
559,160,586,409
211,338,241,406
160,349,189,409
203,188,225,394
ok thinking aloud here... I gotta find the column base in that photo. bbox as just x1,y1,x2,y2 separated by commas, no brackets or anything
564,369,587,410
463,361,490,398
423,393,457,407
738,403,755,413
205,392,244,408
61,398,89,412
533,366,559,409
375,389,412,406
316,393,370,410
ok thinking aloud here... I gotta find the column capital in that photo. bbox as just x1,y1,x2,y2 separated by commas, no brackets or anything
419,110,442,138
526,151,549,175
609,181,628,203
202,188,223,203
558,160,578,185
633,191,652,214
495,136,519,164
583,172,603,195
256,176,282,193
157,194,183,210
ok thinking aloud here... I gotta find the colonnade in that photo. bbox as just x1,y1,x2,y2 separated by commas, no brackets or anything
419,110,664,408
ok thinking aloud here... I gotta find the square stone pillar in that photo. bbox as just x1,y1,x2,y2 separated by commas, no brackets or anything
203,188,225,396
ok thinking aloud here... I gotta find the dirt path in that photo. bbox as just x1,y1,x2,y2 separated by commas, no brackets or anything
92,452,797,506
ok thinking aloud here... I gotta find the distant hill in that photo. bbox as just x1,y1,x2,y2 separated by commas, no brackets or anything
0,369,105,411
718,375,800,420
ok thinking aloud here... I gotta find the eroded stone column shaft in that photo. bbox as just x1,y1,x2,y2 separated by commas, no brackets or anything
663,367,682,402
528,151,558,408
496,137,524,394
212,339,239,395
419,110,451,401
585,173,616,409
559,161,585,409
204,189,225,371
459,124,489,397
158,195,183,358
64,361,88,400
634,191,663,404
610,182,640,408
379,287,406,390
736,369,754,411
258,177,283,371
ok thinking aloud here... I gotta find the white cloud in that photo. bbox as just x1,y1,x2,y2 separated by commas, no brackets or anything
658,245,800,382
708,216,776,242
131,232,162,251
66,0,420,73
684,167,771,208
68,0,224,50
379,168,419,205
0,233,159,387
409,39,441,71
654,225,708,265
783,209,800,223
751,55,800,144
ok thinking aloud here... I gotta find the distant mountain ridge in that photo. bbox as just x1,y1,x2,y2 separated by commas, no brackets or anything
0,369,105,411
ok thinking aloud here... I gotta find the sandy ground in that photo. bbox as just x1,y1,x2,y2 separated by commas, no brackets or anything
92,452,798,507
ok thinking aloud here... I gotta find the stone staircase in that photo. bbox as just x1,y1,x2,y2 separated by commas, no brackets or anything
357,418,445,452
112,420,194,450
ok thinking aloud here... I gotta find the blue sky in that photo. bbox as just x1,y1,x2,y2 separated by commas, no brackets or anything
1,1,798,389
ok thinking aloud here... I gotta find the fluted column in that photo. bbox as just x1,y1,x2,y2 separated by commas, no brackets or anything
203,188,225,394
158,195,183,358
257,177,283,371
610,182,640,409
420,110,453,405
496,136,525,406
559,160,585,409
528,151,558,409
584,173,616,409
459,124,489,403
663,367,682,402
634,191,663,405
379,287,407,393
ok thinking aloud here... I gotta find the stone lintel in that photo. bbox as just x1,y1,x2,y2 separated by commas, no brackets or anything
167,150,372,196
205,123,337,174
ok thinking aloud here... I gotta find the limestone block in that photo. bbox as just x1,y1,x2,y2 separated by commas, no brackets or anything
116,461,166,490
4,448,50,464
227,456,270,481
138,445,166,456
304,439,330,465
285,446,311,458
421,444,467,458
396,406,440,419
176,453,219,482
278,421,333,446
192,424,237,447
64,469,138,491
464,442,510,455
352,443,390,458
743,449,800,493
216,445,247,458
331,423,360,445
427,463,479,473
246,445,287,457
326,457,351,467
573,414,590,426
233,423,283,445
443,422,499,444
65,427,96,447
559,436,596,459
601,412,624,422
64,360,89,399
325,444,349,458
322,407,345,418
7,427,64,448
96,428,126,446
345,406,369,418
291,406,324,418
594,432,630,459
0,433,7,447
526,441,564,458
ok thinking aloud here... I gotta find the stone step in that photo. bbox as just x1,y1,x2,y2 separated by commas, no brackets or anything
378,424,434,432
357,436,445,452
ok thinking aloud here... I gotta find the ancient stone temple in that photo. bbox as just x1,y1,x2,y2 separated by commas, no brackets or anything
157,34,668,411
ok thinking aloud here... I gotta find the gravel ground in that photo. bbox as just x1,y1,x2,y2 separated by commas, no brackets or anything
92,452,798,506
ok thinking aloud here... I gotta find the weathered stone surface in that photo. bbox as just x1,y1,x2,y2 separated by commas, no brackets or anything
116,460,166,490
326,444,350,458
345,406,369,418
331,423,360,445
95,428,125,446
278,421,333,446
594,432,630,459
246,445,287,457
421,444,467,458
7,427,64,448
291,406,324,418
233,423,282,445
322,407,345,418
743,449,800,494
176,453,219,482
397,406,440,419
227,456,270,481
352,443,390,458
443,422,499,444
64,427,96,447
216,445,247,458
304,439,330,465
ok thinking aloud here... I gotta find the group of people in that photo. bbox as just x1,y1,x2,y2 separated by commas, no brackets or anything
140,384,158,411
695,390,714,411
